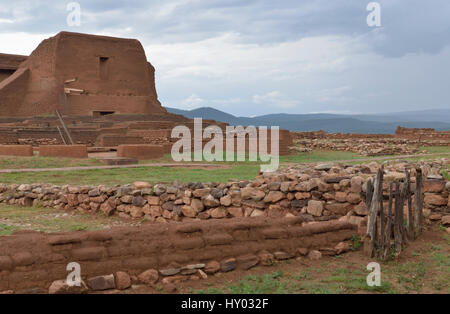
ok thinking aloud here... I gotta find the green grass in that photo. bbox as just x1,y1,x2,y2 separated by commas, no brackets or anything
350,235,362,251
0,155,103,169
312,267,395,294
280,151,362,163
432,252,450,267
1,149,448,187
420,146,450,154
394,261,427,292
0,223,16,236
194,267,397,295
195,271,295,294
140,152,263,164
0,204,132,235
0,164,260,186
442,170,450,180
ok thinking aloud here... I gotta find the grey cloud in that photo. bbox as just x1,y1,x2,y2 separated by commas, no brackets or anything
1,0,449,57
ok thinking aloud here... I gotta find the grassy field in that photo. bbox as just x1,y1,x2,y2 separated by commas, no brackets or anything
0,150,366,186
0,204,139,235
0,164,261,186
280,151,362,163
0,151,364,169
0,155,103,169
420,146,450,154
0,148,449,186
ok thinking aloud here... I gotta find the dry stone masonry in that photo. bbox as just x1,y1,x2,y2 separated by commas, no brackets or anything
1,159,448,224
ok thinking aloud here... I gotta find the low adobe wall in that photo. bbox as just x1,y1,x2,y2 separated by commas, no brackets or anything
117,144,165,160
38,145,88,158
96,135,146,147
0,217,355,292
0,127,99,146
293,131,395,140
395,126,450,141
0,145,33,157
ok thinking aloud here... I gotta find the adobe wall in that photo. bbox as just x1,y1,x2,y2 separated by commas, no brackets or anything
187,128,293,156
0,128,99,146
0,217,355,292
96,135,146,147
0,32,166,117
117,144,166,160
0,145,33,157
293,131,395,140
395,126,450,141
127,130,172,140
38,145,88,158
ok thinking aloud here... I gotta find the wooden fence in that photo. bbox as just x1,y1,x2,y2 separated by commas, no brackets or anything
364,167,424,259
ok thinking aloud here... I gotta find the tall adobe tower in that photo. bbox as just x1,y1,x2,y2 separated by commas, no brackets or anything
0,31,166,117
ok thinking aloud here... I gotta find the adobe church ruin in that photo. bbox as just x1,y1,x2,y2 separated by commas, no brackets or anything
0,32,293,156
0,32,164,117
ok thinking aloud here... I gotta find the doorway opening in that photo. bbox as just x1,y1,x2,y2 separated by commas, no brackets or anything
99,56,109,80
93,111,115,118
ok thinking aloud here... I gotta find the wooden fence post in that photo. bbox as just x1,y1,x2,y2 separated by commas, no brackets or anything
414,168,423,237
393,182,403,254
366,178,374,210
383,182,394,259
405,169,414,240
379,166,385,249
365,168,383,257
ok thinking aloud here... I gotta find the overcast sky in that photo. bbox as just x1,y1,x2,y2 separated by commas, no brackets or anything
0,0,449,116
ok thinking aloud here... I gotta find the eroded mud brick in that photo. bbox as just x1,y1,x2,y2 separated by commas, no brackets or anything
71,247,106,261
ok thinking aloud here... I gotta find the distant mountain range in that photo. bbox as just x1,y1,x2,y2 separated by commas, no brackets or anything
165,107,450,134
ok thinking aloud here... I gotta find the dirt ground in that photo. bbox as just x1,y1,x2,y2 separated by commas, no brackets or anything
113,224,449,295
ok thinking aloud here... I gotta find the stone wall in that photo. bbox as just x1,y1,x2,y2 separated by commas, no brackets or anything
1,160,447,223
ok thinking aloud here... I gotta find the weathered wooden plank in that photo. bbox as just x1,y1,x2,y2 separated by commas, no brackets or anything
405,169,414,240
414,168,423,237
393,182,403,254
383,182,394,259
365,168,382,257
379,167,385,249
400,178,409,246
